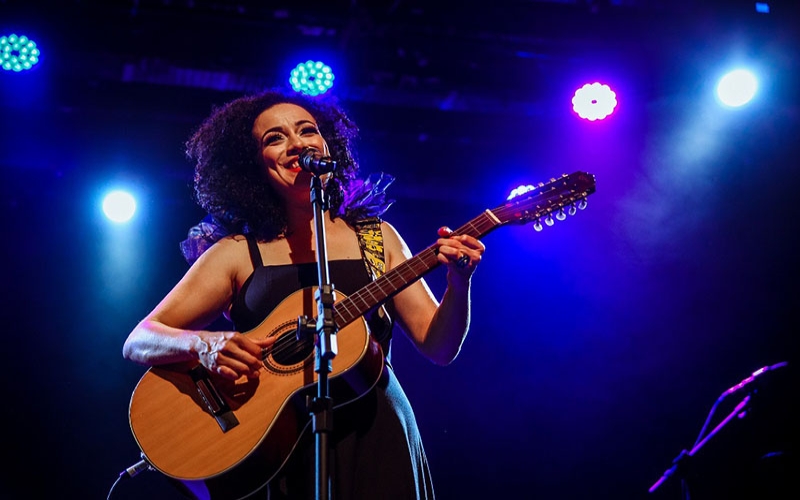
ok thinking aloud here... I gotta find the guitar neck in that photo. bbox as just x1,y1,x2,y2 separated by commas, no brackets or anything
334,170,597,328
334,209,503,328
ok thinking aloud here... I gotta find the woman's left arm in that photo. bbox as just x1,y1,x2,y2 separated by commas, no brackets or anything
382,222,485,365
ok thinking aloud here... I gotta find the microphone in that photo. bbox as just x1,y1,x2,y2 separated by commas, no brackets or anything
299,148,337,175
721,361,788,399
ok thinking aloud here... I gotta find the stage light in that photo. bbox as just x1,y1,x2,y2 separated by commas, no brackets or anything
102,190,137,223
1,34,40,72
716,69,758,108
572,82,617,121
507,184,535,200
289,60,335,96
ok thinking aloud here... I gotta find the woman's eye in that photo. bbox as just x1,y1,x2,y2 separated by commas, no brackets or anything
263,134,283,145
301,126,319,136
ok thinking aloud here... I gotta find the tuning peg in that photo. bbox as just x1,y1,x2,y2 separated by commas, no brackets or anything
578,199,588,210
533,220,543,232
544,215,555,226
568,204,577,216
555,208,567,221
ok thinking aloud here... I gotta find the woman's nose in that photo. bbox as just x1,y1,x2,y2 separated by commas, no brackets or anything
286,134,309,154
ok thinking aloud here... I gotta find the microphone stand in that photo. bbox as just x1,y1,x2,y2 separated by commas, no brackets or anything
648,361,788,498
296,173,338,500
648,394,752,499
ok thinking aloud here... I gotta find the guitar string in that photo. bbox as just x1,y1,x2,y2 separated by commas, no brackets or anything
260,218,486,363
260,198,582,365
260,248,437,362
259,202,557,362
259,180,590,365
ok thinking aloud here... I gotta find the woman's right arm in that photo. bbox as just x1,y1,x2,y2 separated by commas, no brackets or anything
122,236,273,380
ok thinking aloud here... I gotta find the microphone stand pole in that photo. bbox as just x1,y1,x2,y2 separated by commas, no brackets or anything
296,174,338,500
648,394,752,498
648,361,787,498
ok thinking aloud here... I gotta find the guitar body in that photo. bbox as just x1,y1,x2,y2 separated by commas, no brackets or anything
129,287,385,500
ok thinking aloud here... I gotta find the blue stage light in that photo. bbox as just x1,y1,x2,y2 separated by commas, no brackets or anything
102,190,137,223
507,184,535,201
289,60,335,96
1,34,40,72
716,69,758,108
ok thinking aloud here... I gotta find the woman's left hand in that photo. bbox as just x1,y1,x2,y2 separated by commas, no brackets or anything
436,226,485,278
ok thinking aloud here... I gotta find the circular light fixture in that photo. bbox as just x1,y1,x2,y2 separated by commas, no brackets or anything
102,190,137,223
289,60,335,96
716,69,758,108
572,82,617,121
1,34,40,72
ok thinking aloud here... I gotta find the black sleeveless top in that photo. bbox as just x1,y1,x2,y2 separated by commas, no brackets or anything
229,234,393,358
228,234,434,500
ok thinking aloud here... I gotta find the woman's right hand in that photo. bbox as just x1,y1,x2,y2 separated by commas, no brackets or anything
194,331,277,380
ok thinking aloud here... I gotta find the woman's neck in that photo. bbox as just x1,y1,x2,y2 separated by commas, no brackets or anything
284,202,333,234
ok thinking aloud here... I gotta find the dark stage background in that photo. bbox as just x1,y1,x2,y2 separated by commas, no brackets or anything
1,1,797,499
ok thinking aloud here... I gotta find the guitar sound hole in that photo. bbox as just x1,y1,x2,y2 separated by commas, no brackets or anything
271,330,315,366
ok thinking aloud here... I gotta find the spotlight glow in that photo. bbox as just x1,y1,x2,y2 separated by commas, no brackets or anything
102,190,137,223
1,33,40,72
289,60,335,96
572,82,617,121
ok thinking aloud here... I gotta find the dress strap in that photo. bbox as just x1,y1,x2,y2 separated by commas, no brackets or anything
244,233,263,269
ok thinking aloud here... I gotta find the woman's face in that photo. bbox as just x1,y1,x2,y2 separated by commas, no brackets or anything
251,102,329,200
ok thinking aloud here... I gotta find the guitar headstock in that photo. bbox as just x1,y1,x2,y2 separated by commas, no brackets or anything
494,171,596,230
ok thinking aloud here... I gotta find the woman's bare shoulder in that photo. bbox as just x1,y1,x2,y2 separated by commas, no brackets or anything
188,234,253,280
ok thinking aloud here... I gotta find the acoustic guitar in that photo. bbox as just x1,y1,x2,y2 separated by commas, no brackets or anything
128,171,596,499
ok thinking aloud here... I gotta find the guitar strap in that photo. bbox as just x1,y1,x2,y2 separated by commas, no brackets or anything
354,217,386,279
353,217,394,349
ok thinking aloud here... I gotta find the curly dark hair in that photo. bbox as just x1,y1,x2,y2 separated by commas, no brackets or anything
185,88,367,241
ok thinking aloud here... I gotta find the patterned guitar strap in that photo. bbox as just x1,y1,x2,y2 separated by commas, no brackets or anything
354,217,394,349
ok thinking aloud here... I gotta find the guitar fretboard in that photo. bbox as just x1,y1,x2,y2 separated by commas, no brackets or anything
334,209,501,328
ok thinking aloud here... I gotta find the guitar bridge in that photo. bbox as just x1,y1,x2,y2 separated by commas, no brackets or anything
189,365,239,432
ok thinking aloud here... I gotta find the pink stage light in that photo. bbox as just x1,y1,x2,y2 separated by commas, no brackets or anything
572,82,617,121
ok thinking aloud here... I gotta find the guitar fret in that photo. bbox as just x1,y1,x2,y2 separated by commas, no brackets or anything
361,286,380,303
347,294,368,313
